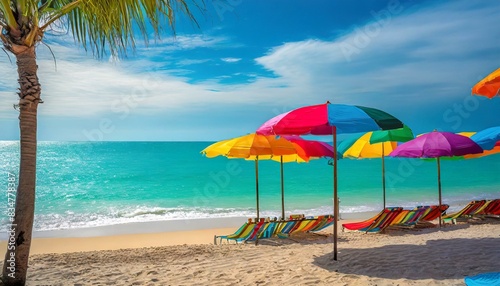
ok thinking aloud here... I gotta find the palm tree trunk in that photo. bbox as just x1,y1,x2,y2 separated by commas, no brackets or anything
2,46,40,286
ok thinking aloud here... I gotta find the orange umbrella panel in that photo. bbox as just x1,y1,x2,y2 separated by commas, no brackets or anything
472,67,500,98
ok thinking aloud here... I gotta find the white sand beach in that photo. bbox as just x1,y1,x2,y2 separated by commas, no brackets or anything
1,217,499,285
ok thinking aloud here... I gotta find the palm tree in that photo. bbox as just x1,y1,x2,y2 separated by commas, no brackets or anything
0,1,203,284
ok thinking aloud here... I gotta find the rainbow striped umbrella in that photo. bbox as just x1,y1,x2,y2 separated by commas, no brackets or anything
256,101,405,261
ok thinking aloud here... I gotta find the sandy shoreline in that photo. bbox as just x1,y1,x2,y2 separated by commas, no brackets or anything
0,217,246,255
0,217,499,285
1,216,349,255
1,227,240,255
0,214,376,255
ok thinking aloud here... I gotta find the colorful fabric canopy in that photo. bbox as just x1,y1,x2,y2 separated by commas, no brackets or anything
256,102,404,135
472,67,500,98
389,131,483,227
456,127,500,159
389,131,483,158
471,126,500,150
201,133,334,219
201,133,301,160
256,101,405,261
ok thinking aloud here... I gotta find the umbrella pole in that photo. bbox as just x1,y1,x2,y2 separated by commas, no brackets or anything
437,157,442,228
281,156,285,220
255,156,260,221
333,126,338,261
382,144,386,210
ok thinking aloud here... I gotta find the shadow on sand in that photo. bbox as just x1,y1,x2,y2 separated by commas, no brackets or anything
256,231,343,246
313,234,500,281
383,220,472,236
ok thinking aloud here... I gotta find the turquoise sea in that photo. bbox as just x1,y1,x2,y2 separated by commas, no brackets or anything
0,141,499,232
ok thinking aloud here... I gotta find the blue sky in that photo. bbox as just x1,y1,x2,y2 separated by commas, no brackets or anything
1,0,499,141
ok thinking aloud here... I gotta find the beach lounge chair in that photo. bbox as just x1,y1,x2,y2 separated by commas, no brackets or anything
241,220,266,243
276,219,298,238
469,200,493,216
256,219,279,240
406,207,431,224
388,209,412,225
419,204,449,222
277,215,335,238
360,207,403,233
387,205,449,229
307,215,335,232
288,217,316,234
214,219,266,244
469,199,500,220
214,221,251,245
486,199,500,215
342,210,384,231
490,199,500,215
464,271,500,286
388,207,428,228
342,207,402,231
477,199,500,216
442,200,487,224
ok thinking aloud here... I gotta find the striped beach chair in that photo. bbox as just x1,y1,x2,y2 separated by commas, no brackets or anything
342,207,402,232
442,200,487,224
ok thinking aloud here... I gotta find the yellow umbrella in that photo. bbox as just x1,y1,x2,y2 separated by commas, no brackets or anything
201,133,310,220
202,133,304,160
472,67,500,98
340,133,397,158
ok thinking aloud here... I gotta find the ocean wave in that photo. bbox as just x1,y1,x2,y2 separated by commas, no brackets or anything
0,204,369,232
0,195,498,232
24,206,262,231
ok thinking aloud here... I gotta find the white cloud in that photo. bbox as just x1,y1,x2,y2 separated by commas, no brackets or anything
176,59,212,66
254,0,500,107
0,41,289,121
143,34,232,52
2,0,499,140
220,57,241,63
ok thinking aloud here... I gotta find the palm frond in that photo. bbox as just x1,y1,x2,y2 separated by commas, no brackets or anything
1,0,46,47
41,0,205,58
0,0,19,29
38,0,56,13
